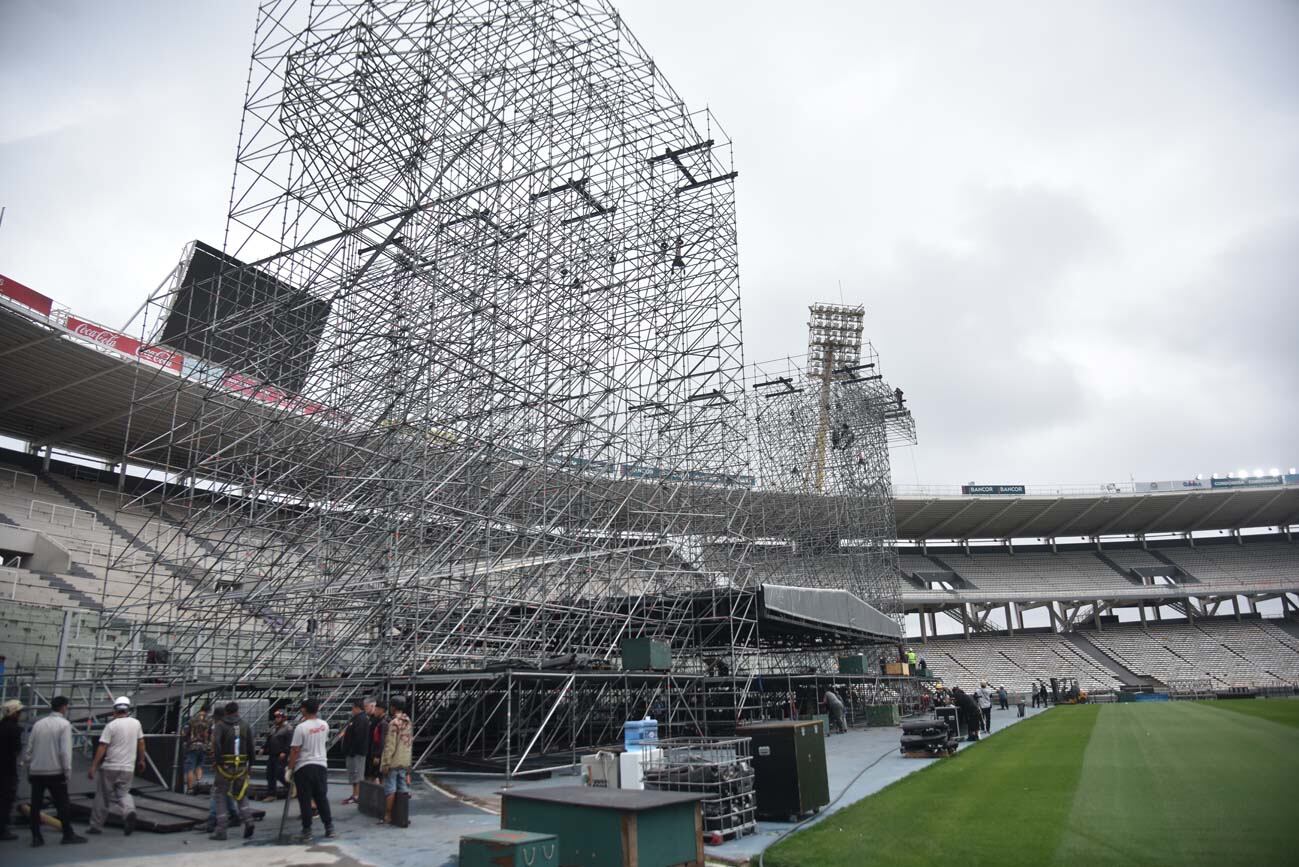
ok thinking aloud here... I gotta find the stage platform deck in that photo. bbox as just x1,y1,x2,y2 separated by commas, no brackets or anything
9,708,1050,866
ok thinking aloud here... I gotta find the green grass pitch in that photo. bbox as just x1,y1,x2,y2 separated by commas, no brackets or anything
763,700,1299,866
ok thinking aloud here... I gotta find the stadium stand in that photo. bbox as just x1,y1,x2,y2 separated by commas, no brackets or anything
939,550,1139,595
1160,543,1298,588
1082,621,1299,688
1099,547,1171,571
920,633,1124,693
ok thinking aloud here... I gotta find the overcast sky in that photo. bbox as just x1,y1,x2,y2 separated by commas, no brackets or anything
2,0,1296,487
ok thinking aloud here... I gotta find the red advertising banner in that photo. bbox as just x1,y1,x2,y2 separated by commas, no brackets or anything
220,371,341,421
0,273,54,317
65,315,182,372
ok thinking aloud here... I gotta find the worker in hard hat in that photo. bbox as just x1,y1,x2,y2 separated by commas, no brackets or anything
88,697,145,836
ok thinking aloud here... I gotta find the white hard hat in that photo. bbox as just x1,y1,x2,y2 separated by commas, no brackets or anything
113,696,132,710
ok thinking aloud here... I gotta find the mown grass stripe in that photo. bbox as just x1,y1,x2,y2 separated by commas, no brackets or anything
1200,697,1299,729
1054,702,1299,865
764,706,1100,867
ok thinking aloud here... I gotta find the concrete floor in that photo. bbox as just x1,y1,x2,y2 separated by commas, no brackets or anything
3,704,1051,867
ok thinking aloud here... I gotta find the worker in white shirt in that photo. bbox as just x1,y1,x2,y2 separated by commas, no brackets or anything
87,697,145,836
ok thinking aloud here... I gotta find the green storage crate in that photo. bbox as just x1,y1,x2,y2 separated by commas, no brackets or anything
501,785,703,867
460,829,560,867
864,704,899,726
837,654,866,674
622,637,672,671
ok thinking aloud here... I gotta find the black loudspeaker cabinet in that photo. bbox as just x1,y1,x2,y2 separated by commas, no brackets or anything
736,720,830,820
936,705,964,739
359,780,411,827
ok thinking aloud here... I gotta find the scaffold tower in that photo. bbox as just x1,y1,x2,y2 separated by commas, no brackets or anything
52,1,916,760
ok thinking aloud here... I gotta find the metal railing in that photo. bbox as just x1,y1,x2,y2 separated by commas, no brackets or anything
28,499,97,530
0,467,38,492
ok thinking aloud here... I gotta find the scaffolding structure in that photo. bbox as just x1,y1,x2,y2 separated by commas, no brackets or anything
4,0,914,765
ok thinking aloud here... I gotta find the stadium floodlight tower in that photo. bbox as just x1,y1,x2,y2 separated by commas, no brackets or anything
807,303,866,493
740,302,915,671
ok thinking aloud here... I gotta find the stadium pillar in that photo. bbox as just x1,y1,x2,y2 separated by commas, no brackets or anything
962,604,971,639
1005,603,1014,635
1093,603,1103,631
53,608,72,694
41,444,51,472
920,608,928,641
1139,604,1147,627
1232,596,1241,621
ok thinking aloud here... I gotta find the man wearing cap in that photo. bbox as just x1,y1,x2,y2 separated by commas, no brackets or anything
1,699,23,841
209,701,256,841
88,696,145,836
262,707,293,801
26,696,87,846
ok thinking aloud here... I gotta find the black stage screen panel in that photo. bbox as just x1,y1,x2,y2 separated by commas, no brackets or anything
160,241,331,394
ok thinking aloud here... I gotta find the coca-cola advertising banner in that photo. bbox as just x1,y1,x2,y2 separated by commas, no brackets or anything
65,315,183,372
0,273,54,317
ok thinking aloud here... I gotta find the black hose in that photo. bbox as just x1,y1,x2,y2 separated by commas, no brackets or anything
756,744,897,867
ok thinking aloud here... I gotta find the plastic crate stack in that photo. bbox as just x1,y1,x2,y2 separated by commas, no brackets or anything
641,736,756,839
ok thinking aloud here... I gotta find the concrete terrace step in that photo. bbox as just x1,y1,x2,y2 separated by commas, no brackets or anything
38,471,194,583
1064,631,1147,687
37,571,104,612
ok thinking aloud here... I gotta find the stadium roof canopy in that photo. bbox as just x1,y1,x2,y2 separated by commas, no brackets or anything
896,487,1299,543
2,301,1296,542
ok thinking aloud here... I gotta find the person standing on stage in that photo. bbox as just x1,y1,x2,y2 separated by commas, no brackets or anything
975,682,993,733
209,701,256,841
366,701,388,782
0,699,23,842
341,698,370,806
182,702,211,794
263,708,293,801
24,696,87,847
379,697,413,827
87,697,144,836
823,690,848,734
289,698,333,842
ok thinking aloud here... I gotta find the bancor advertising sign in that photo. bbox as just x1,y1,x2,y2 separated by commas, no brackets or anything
960,484,1026,495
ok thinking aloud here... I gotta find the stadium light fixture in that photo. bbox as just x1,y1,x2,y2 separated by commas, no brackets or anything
1268,467,1279,476
1237,469,1248,478
1290,467,1297,475
1253,468,1264,478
